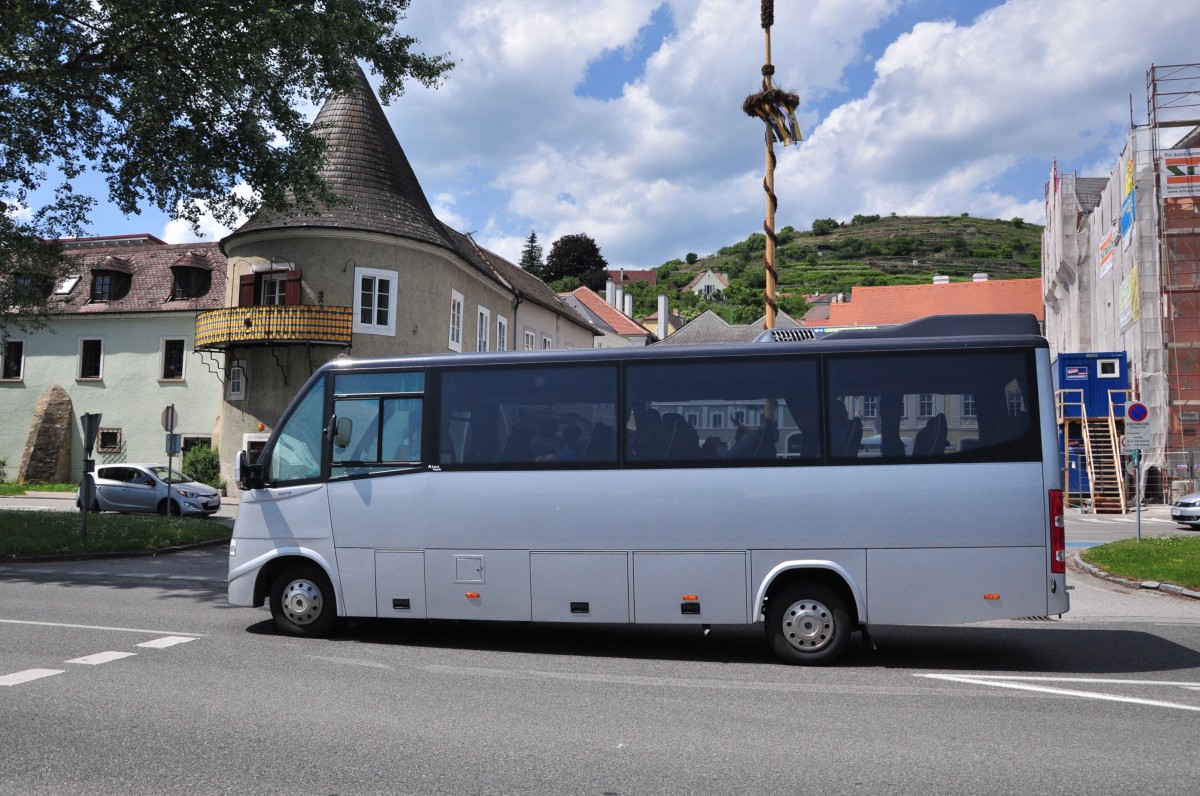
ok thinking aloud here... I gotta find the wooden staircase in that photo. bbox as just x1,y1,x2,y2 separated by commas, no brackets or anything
1082,415,1127,514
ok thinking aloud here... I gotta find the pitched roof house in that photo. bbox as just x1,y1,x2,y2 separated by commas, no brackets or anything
558,286,656,347
654,309,801,346
1,236,228,483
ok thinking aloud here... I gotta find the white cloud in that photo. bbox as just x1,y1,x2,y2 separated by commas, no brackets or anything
160,184,255,244
392,0,898,266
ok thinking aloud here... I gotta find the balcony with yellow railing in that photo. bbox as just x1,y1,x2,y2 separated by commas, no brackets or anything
195,305,353,351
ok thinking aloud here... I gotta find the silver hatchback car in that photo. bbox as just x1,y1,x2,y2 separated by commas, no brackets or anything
78,463,221,516
1170,491,1200,528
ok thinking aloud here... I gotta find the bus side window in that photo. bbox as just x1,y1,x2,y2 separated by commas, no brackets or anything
267,376,326,483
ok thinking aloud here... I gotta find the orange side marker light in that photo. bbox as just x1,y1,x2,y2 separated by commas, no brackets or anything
465,592,480,599
983,593,1001,601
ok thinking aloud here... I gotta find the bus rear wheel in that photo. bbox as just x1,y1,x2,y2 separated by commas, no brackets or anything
270,564,336,637
765,581,851,665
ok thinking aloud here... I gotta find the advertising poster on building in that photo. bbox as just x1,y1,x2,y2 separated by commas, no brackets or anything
1119,265,1139,331
1121,159,1136,250
1098,227,1117,277
1162,148,1200,197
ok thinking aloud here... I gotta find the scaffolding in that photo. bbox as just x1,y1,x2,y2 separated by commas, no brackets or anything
1148,64,1200,462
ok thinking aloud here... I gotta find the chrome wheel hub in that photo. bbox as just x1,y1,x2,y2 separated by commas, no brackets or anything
781,599,833,652
281,579,323,626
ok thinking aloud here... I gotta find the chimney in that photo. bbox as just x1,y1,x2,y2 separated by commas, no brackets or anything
605,279,615,305
972,273,988,282
932,275,950,284
657,294,669,340
615,285,624,311
624,294,633,318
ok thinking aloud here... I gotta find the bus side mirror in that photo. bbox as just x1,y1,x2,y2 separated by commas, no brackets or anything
235,449,266,491
333,416,353,449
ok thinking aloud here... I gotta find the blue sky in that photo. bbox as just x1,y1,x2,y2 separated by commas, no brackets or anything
28,0,1200,269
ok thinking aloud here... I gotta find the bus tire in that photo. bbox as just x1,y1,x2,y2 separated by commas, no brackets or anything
270,564,337,637
765,581,850,665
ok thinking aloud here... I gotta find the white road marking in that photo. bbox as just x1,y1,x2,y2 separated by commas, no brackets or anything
66,651,137,665
0,618,203,636
136,636,196,649
917,673,1200,712
0,669,65,687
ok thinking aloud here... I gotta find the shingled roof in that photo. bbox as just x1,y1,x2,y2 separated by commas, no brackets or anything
52,241,227,315
224,65,450,249
221,66,590,332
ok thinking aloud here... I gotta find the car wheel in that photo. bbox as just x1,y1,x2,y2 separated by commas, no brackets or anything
89,499,100,513
269,564,337,637
765,581,852,665
156,499,181,516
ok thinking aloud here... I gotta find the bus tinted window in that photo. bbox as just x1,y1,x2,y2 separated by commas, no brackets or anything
335,371,424,395
624,356,821,464
332,397,423,473
439,365,618,466
825,350,1039,462
267,375,326,483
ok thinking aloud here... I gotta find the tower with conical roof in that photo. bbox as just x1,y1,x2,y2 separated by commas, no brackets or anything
199,66,595,490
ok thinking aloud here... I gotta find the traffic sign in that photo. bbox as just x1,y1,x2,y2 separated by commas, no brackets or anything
1127,401,1149,424
161,404,178,432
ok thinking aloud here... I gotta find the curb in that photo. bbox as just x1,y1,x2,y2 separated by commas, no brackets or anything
1070,550,1200,601
2,536,230,564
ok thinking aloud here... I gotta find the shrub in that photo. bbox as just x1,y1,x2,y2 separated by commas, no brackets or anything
182,444,223,489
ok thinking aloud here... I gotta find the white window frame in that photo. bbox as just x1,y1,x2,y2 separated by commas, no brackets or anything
524,329,535,351
477,306,491,352
541,335,552,350
496,315,509,351
227,360,246,401
260,272,287,306
1097,358,1121,379
1,338,24,381
160,337,187,381
449,290,464,352
77,337,104,380
352,266,397,336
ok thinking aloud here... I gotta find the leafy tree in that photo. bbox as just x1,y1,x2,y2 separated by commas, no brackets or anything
545,233,609,292
1011,217,1025,228
685,252,698,265
518,231,546,279
811,218,838,236
851,214,880,225
1,0,452,335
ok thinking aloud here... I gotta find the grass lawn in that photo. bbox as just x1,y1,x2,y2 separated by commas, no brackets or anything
1081,536,1200,591
0,508,229,558
0,482,77,495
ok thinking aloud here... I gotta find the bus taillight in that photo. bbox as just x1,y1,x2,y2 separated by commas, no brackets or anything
1049,489,1065,574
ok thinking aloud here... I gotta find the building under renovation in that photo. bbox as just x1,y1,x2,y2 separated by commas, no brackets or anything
1043,63,1200,507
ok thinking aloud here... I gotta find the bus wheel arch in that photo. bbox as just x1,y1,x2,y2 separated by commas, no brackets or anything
259,557,339,637
761,567,859,666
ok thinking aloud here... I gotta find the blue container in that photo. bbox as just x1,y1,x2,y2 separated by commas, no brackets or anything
1052,352,1129,419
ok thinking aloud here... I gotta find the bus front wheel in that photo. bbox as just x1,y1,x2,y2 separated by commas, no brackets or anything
765,581,851,665
270,564,336,637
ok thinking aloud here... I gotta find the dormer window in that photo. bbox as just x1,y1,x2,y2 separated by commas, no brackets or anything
171,267,211,299
169,251,212,300
89,256,133,303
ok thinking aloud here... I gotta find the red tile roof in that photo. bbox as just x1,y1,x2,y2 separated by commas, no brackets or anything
563,287,653,337
818,278,1043,327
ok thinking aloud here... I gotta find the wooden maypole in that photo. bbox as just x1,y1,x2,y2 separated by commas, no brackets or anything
742,0,801,329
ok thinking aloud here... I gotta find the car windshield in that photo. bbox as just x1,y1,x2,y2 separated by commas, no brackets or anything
148,466,198,483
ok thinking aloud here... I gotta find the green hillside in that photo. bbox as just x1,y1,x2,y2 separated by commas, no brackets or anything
628,214,1043,325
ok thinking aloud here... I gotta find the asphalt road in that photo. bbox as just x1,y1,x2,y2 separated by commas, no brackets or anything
1,498,1198,794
